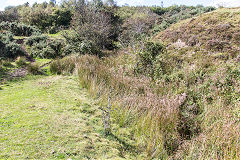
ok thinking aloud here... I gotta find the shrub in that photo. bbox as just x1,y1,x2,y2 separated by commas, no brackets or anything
0,41,25,59
15,56,27,67
29,42,46,58
0,32,14,42
27,63,40,75
50,57,76,75
61,44,75,56
134,41,166,78
0,10,19,22
19,5,72,33
0,21,41,36
27,35,65,59
42,46,56,58
62,30,102,56
66,1,120,53
25,35,47,46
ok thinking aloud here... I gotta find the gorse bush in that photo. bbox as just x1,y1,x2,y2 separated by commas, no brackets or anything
25,35,47,46
26,35,66,59
0,32,14,42
61,31,102,55
0,21,41,36
3,42,25,58
0,33,24,59
138,41,165,67
134,41,170,79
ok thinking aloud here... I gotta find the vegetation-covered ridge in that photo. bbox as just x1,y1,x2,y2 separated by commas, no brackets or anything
155,8,240,57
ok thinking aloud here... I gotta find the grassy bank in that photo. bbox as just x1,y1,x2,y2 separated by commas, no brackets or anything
0,75,145,159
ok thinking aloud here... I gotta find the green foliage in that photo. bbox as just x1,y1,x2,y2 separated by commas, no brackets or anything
0,33,25,59
52,8,72,28
0,10,19,22
135,41,166,78
25,34,47,46
67,0,120,54
18,3,72,33
140,41,165,65
4,42,25,58
0,21,41,36
151,5,216,34
62,31,102,55
0,32,14,42
26,35,66,59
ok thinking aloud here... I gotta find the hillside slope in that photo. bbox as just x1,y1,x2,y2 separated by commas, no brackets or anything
44,8,240,159
151,8,240,159
155,8,240,59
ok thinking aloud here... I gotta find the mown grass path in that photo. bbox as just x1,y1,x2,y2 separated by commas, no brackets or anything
0,76,141,159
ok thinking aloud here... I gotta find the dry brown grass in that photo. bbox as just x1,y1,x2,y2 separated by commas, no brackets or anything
49,48,239,159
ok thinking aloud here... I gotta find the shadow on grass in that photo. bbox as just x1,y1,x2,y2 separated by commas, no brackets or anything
0,66,49,86
105,132,140,158
0,68,9,83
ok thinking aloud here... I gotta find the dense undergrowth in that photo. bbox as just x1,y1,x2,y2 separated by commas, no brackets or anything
49,8,240,159
50,51,239,159
150,5,215,34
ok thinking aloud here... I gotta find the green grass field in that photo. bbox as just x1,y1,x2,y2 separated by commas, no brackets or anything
0,75,144,159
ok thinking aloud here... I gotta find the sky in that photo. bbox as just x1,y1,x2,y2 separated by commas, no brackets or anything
0,0,239,11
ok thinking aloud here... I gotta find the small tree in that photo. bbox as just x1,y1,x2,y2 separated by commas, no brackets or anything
64,0,120,54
